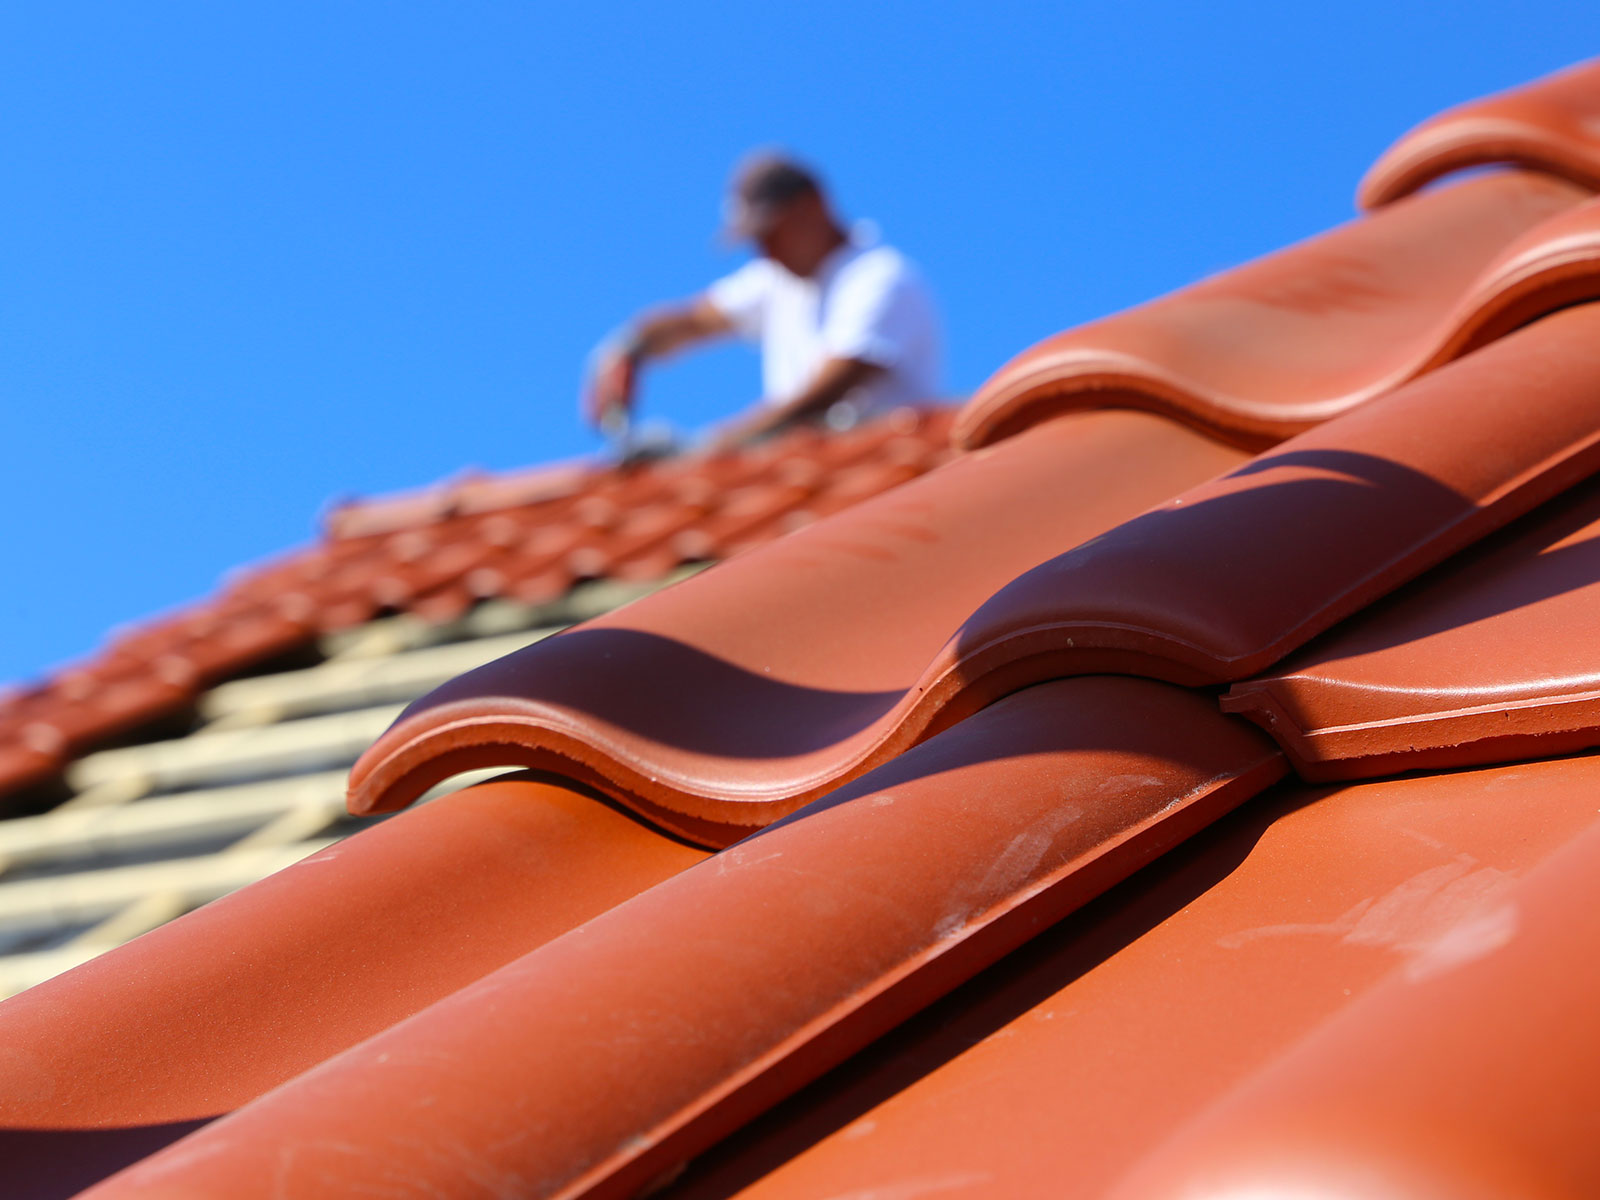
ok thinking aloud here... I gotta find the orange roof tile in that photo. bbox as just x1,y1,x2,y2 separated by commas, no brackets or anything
71,678,1282,1200
956,171,1600,450
1360,55,1600,208
8,60,1600,1200
1225,473,1600,779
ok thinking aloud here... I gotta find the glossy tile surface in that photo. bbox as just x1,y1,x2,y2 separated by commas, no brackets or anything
1111,805,1600,1200
1361,55,1600,208
349,410,1246,837
82,678,1281,1200
1225,476,1600,779
939,305,1600,691
681,751,1600,1200
0,776,706,1197
954,171,1592,450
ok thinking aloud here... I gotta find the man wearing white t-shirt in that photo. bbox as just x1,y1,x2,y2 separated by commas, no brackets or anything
583,153,942,451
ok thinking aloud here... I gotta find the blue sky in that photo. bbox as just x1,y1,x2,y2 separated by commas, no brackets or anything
3,2,1596,685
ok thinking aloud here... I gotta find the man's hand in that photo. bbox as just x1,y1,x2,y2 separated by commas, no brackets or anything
582,331,643,429
580,300,736,431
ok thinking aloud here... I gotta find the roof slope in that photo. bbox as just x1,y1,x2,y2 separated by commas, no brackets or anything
8,58,1600,1200
0,410,955,807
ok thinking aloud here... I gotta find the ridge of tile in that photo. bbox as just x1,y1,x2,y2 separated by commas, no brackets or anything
953,170,1594,451
0,410,955,809
80,678,1283,1200
934,304,1600,693
1223,475,1600,780
346,409,1249,838
1108,803,1600,1200
0,776,707,1196
1360,56,1600,209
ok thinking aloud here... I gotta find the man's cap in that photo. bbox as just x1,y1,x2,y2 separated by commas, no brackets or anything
721,152,823,242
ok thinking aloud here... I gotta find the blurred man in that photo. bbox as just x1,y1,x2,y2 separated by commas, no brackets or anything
583,152,942,451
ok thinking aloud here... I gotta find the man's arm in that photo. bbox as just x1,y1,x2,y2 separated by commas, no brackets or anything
704,355,885,451
584,297,735,428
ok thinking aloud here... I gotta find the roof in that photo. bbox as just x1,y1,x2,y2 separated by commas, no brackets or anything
0,412,953,998
8,57,1600,1200
0,410,955,808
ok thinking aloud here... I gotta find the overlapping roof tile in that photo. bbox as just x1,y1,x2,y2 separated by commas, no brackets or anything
678,744,1600,1199
0,409,956,809
8,60,1600,1200
72,678,1282,1200
351,300,1600,839
1360,56,1600,207
349,409,1246,839
954,170,1600,449
1224,470,1600,779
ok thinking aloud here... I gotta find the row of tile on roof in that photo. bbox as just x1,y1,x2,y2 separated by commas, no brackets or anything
0,408,956,811
8,55,1600,1200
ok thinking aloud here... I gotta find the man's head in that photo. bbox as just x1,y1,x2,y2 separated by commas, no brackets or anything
723,151,847,278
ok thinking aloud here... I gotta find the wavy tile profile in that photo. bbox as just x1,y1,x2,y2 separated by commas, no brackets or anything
352,306,1600,838
1224,477,1600,780
348,410,1247,840
941,306,1600,691
1360,56,1600,209
952,171,1599,451
85,679,1283,1200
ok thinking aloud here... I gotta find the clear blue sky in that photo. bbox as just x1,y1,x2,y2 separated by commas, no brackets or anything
3,2,1596,685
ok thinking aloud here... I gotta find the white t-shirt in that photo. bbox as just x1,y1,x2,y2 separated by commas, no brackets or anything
705,234,942,420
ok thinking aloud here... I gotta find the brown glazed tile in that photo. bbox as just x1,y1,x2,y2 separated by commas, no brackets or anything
1109,802,1600,1200
703,746,1600,1200
347,409,1248,838
78,678,1282,1200
934,305,1600,695
953,171,1590,450
1224,476,1600,780
1360,56,1600,209
0,776,707,1195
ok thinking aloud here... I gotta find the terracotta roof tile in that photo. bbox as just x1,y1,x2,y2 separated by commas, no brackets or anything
1224,474,1600,779
955,170,1593,450
947,304,1600,690
0,776,708,1193
9,60,1600,1199
692,745,1600,1199
1360,55,1600,208
1109,800,1600,1200
353,304,1600,834
348,409,1247,836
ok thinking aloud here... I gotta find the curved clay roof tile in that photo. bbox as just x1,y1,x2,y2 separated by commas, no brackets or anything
1224,475,1600,781
350,305,1600,837
1359,56,1600,210
346,410,1247,839
954,171,1600,451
